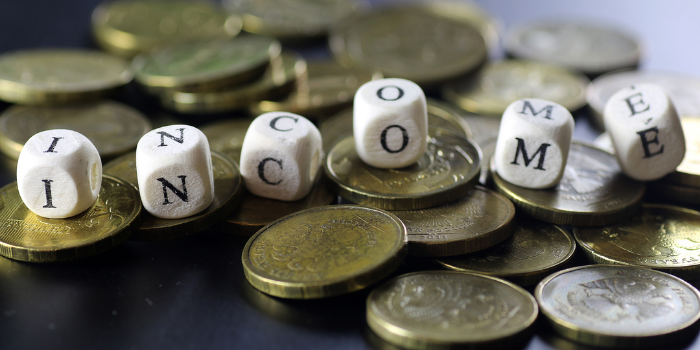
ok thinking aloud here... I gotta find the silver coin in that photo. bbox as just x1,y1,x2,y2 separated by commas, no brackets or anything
593,132,614,154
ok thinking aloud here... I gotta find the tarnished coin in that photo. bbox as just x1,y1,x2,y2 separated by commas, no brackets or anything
0,101,151,160
443,60,589,116
505,22,640,76
536,265,700,348
491,142,645,226
367,271,538,350
575,204,700,280
200,119,252,163
103,151,243,241
330,6,487,87
242,205,407,299
437,220,575,286
325,131,481,210
253,60,379,120
0,175,141,262
224,0,367,40
663,118,700,187
587,70,700,129
460,112,500,185
319,98,471,154
0,49,133,105
133,36,281,93
92,0,242,57
393,186,514,257
161,52,306,114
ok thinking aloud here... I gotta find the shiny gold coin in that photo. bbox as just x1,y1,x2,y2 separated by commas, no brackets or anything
0,100,151,160
664,118,700,187
103,151,243,241
253,60,379,120
242,205,407,299
319,98,471,154
0,175,141,262
574,204,700,280
437,219,575,286
393,186,514,257
330,6,486,87
92,1,242,57
461,111,500,185
367,271,538,350
200,118,252,163
133,36,281,93
536,265,700,348
491,142,645,226
161,52,306,114
325,131,481,210
223,0,367,40
0,49,133,105
443,60,589,116
646,180,700,206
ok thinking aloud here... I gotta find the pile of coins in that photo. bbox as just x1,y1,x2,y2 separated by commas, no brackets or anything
1,0,700,349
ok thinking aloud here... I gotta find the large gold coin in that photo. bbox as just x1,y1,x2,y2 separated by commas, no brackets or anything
367,271,538,350
201,118,252,163
461,111,500,185
0,49,133,105
103,151,243,241
161,52,306,114
242,205,407,299
133,36,281,93
491,142,645,226
437,219,575,286
325,132,481,210
0,175,141,262
393,186,514,257
0,100,151,160
664,118,700,187
92,1,242,57
536,265,700,348
330,6,486,87
443,60,589,116
574,204,700,280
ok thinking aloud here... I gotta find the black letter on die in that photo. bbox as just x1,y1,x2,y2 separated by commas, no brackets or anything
519,101,553,120
157,128,185,147
376,86,404,101
637,126,664,158
511,138,550,171
625,93,651,116
157,176,189,205
380,125,409,153
258,158,283,185
44,137,64,153
42,179,56,208
270,116,299,132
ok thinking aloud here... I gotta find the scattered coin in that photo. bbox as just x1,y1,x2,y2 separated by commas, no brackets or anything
663,118,700,187
536,265,700,348
200,118,252,162
242,205,407,299
0,175,141,262
460,111,500,184
646,180,700,207
367,271,538,350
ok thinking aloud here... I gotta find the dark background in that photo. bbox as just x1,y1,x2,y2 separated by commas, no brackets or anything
0,1,699,349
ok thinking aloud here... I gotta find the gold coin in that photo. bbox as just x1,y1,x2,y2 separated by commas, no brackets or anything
319,98,472,154
0,175,141,262
574,204,700,280
491,142,645,226
253,60,379,120
393,186,514,257
161,52,306,114
536,265,700,348
92,1,242,57
103,151,243,241
461,111,500,185
646,180,700,206
0,100,152,160
242,205,407,299
325,131,481,210
664,118,700,187
367,271,538,350
223,0,367,40
443,60,589,116
133,36,281,93
200,118,252,163
0,49,133,105
437,219,575,286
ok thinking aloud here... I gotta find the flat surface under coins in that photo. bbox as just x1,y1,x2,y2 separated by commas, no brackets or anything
242,205,407,299
491,142,645,226
367,271,538,349
103,151,243,241
0,175,141,262
536,265,700,347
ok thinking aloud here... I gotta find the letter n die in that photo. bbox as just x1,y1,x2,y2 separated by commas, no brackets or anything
136,125,214,219
239,112,322,201
604,83,685,181
494,98,574,189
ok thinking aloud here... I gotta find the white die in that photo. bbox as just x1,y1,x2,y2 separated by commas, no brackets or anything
494,98,574,189
239,112,322,201
136,125,214,219
17,129,102,218
353,78,428,168
604,83,685,181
